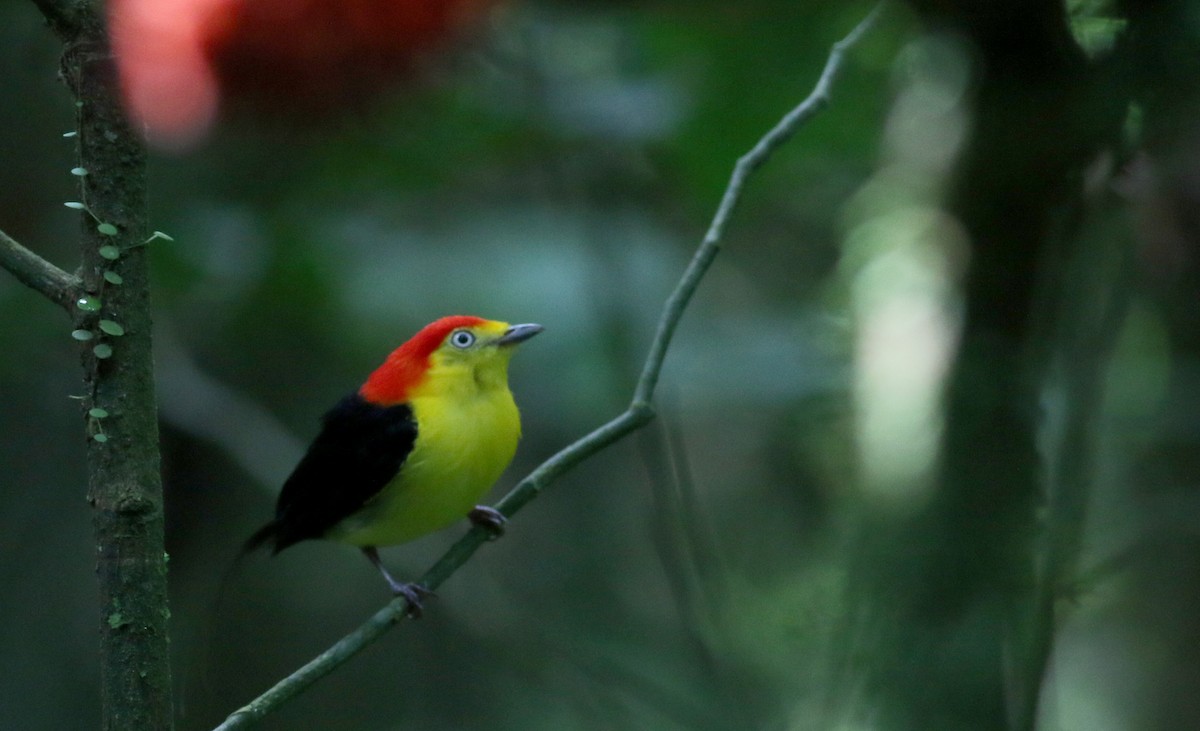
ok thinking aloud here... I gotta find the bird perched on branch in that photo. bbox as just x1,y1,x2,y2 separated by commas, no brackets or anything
245,316,542,615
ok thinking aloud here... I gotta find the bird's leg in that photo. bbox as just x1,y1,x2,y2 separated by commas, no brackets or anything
361,546,433,618
469,505,507,540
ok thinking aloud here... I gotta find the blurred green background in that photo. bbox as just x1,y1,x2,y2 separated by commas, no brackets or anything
3,1,1199,730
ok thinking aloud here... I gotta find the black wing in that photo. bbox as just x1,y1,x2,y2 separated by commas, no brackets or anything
246,393,417,554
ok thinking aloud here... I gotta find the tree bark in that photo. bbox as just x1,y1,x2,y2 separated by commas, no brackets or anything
47,3,174,728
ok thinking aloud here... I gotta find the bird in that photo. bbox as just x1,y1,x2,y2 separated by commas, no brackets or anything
244,315,542,615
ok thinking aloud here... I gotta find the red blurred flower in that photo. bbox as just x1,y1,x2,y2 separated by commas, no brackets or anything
109,0,494,150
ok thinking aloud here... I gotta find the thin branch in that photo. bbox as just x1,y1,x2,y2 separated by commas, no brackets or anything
213,5,883,729
701,1,882,249
0,228,79,310
635,0,883,404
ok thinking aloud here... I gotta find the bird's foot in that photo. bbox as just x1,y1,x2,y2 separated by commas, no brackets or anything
363,546,435,618
469,505,507,540
389,581,435,619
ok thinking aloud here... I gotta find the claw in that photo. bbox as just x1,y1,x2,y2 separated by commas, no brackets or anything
469,505,507,540
391,582,434,619
362,546,435,618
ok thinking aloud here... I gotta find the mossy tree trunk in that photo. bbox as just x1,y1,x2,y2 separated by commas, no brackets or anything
31,1,174,728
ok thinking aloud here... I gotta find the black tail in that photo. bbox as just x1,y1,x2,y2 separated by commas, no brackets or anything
181,521,277,718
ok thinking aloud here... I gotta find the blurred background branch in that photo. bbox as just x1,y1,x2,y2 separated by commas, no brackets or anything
844,3,1180,731
157,322,306,490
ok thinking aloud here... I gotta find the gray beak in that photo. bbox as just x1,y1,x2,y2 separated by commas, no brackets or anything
497,323,544,346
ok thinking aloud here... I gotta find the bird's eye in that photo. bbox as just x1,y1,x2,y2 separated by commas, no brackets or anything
449,330,476,349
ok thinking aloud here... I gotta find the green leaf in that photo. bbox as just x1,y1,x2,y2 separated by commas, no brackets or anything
98,320,125,336
64,201,86,210
93,343,113,359
97,222,118,236
71,329,94,341
103,270,123,285
145,230,175,244
93,433,109,444
107,611,124,627
89,407,110,419
70,167,87,176
99,245,120,261
76,296,101,312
